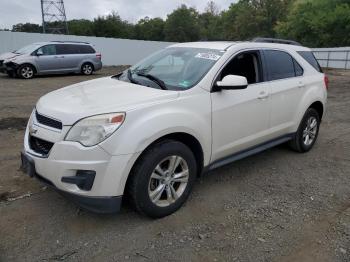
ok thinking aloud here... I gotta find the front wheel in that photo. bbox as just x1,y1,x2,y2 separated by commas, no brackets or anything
18,64,35,79
127,140,197,218
289,108,320,152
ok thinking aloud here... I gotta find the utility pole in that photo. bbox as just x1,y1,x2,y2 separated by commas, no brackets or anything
40,0,69,34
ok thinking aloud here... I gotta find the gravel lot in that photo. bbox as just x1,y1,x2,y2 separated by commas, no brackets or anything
0,68,349,262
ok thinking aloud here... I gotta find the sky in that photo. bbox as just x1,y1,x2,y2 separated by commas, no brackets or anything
0,0,235,29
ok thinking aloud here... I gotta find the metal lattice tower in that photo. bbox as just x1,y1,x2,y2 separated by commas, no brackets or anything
41,0,69,34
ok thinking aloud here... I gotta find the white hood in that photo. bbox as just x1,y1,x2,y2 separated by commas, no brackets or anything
36,77,179,125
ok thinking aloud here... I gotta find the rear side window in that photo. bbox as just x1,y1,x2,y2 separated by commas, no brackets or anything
264,50,304,81
79,45,95,54
56,44,79,55
297,51,322,72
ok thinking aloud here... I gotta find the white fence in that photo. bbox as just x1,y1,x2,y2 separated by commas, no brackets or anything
0,31,174,66
0,31,349,69
313,47,350,69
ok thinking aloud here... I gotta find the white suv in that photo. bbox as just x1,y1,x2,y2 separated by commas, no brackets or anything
21,39,328,218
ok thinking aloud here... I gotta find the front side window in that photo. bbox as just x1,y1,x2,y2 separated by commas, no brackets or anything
219,51,262,85
264,50,296,81
37,45,57,56
118,47,224,90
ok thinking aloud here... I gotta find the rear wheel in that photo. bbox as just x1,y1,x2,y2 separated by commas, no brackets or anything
289,108,320,152
81,63,94,75
127,140,197,218
18,64,35,79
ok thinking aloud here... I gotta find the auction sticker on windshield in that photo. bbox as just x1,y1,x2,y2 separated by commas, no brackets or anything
195,52,221,61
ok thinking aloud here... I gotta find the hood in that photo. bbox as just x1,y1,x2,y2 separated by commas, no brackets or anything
0,52,20,61
36,77,179,125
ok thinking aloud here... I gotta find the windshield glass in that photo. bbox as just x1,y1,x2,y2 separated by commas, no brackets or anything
14,43,42,54
118,47,224,90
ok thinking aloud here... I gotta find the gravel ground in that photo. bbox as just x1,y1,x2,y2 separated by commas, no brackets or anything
0,68,349,262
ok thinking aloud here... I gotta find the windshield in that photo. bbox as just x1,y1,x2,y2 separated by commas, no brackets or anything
118,47,224,90
14,43,42,54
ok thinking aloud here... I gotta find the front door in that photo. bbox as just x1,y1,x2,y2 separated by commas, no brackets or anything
211,50,271,162
34,44,59,72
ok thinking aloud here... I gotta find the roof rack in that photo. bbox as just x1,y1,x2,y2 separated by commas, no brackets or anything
252,37,302,46
50,41,90,44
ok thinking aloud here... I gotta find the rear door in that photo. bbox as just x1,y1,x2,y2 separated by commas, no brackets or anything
262,49,304,137
55,44,82,71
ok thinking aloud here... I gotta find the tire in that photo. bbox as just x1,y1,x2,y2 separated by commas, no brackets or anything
17,64,35,79
81,63,94,75
127,140,197,218
289,108,320,153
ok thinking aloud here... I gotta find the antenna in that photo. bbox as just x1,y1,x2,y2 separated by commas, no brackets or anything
41,0,69,34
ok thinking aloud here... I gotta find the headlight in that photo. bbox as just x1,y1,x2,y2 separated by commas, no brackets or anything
65,113,125,146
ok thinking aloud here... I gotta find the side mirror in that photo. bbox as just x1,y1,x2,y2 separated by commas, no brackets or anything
36,50,43,56
215,75,248,90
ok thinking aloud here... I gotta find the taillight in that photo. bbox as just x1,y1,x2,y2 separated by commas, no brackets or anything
96,53,101,60
324,75,329,90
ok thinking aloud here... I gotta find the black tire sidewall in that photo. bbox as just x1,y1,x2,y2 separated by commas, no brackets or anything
81,63,93,75
297,108,320,152
18,64,35,79
132,141,197,218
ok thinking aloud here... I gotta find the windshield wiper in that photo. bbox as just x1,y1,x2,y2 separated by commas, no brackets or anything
127,69,140,85
136,72,168,90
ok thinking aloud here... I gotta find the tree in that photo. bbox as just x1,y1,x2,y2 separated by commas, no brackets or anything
198,1,222,40
12,23,42,33
276,0,350,47
135,17,165,41
93,11,134,39
220,0,292,40
164,5,200,42
68,19,94,36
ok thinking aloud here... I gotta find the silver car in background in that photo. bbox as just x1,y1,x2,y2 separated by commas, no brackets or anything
0,41,102,79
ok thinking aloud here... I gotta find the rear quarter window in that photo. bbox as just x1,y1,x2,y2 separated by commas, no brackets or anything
297,51,322,72
79,45,95,54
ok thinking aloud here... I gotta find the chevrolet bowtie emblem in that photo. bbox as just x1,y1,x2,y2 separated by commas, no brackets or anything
29,125,38,135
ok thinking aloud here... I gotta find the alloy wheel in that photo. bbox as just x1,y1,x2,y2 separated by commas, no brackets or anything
303,116,318,146
21,66,34,79
148,155,189,207
82,64,93,75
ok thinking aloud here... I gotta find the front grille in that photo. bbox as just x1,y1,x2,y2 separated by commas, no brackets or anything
35,111,62,130
29,135,54,155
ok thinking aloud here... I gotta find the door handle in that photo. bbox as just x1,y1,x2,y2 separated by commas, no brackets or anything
54,56,65,58
298,81,305,88
257,91,269,99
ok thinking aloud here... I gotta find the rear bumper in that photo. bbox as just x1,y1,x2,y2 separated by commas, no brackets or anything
21,151,123,213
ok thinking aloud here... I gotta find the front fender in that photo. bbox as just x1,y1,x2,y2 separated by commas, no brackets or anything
99,89,212,165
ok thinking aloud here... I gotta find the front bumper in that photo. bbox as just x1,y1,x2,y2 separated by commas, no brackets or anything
22,114,140,213
2,61,19,73
21,151,123,213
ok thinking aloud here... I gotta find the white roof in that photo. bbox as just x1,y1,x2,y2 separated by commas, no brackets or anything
169,41,239,50
169,41,310,51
